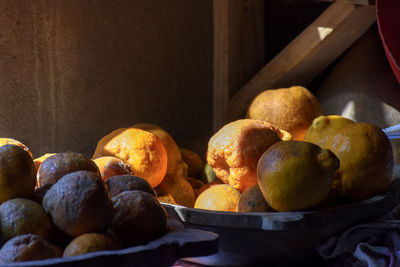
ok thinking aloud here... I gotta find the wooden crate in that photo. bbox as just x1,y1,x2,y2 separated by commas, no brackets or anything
213,0,376,130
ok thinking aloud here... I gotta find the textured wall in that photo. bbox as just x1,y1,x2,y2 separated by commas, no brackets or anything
0,0,212,158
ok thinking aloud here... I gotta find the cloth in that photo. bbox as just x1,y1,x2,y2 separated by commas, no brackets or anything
317,202,400,267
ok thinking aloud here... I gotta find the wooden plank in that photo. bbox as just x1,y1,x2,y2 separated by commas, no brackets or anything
164,190,400,265
316,0,376,6
213,0,265,131
227,0,376,121
213,0,229,132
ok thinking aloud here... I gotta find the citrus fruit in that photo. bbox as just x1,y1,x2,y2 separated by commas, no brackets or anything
33,153,56,172
236,185,275,212
106,174,156,198
0,144,36,204
155,173,195,207
63,233,122,257
180,148,204,178
0,138,32,158
325,122,393,201
207,119,287,192
0,234,60,263
304,115,355,147
43,170,113,237
194,184,241,212
37,152,100,187
93,156,133,181
247,86,322,140
0,198,53,242
258,141,340,211
157,194,177,205
133,123,188,177
110,190,167,246
93,127,167,187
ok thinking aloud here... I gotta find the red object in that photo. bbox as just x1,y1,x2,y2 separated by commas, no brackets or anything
377,0,400,85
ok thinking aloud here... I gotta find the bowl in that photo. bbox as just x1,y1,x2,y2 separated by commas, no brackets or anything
0,219,219,267
162,190,400,266
377,0,400,85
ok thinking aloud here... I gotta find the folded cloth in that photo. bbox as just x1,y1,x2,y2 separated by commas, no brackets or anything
317,204,400,267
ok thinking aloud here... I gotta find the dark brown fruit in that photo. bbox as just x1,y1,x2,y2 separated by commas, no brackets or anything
180,148,204,178
236,185,275,212
93,156,134,181
37,152,100,187
106,175,156,198
0,144,36,204
0,198,53,243
63,233,122,257
110,190,167,246
0,234,61,263
185,177,204,190
43,170,113,237
31,184,53,205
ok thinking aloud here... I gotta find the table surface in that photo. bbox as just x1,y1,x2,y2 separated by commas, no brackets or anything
173,255,339,267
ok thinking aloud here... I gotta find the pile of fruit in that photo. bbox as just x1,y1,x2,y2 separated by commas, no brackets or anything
91,85,394,214
199,86,394,212
0,140,167,263
0,85,395,263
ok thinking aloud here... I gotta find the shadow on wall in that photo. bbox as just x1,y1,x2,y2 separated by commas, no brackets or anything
0,0,213,158
316,26,400,163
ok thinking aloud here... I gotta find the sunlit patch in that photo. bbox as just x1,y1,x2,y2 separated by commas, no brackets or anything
341,100,356,119
317,26,333,40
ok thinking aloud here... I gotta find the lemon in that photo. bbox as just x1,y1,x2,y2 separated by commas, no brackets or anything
304,115,355,148
257,141,340,212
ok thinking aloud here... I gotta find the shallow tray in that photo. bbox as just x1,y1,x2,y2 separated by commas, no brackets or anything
163,190,400,266
0,220,219,267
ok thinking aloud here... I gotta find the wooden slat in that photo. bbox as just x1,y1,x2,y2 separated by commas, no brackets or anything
213,0,229,132
227,0,376,121
213,0,265,131
316,0,375,6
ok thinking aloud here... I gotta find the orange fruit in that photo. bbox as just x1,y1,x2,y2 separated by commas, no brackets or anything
93,127,167,187
180,148,204,178
304,115,355,148
63,233,122,257
194,184,240,212
325,122,393,201
133,123,188,177
247,86,322,140
93,156,133,181
207,119,289,193
0,144,36,204
157,194,177,205
155,173,195,207
258,141,340,212
0,234,61,263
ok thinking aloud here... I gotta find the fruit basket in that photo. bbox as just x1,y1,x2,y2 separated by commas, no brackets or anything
162,189,400,266
0,219,218,267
